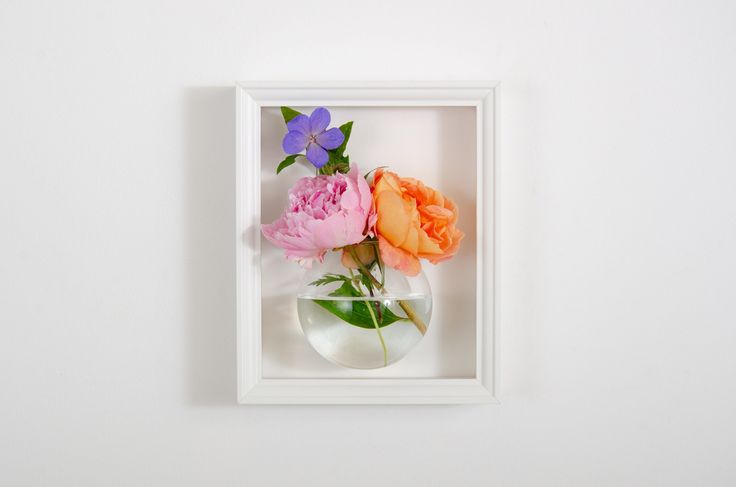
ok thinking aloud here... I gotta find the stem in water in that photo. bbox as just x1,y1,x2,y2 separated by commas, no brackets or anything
363,290,388,367
348,255,388,366
347,245,428,336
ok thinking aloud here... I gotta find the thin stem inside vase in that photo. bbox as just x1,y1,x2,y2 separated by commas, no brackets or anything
348,267,388,366
363,287,388,366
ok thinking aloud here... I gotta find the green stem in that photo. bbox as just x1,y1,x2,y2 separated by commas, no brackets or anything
347,254,388,367
348,245,382,288
347,244,427,336
373,240,386,287
363,287,388,367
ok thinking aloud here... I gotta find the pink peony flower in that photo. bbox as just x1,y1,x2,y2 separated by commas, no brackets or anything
261,165,375,267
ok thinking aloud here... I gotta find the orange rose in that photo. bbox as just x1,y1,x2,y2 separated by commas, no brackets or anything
372,169,464,276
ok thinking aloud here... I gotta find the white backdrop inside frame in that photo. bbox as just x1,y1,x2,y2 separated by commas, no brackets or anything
260,106,478,378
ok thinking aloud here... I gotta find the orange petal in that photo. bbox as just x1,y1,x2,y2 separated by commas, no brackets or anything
424,228,465,263
417,228,443,255
421,204,453,222
404,225,419,255
381,171,403,193
378,236,421,277
376,191,412,248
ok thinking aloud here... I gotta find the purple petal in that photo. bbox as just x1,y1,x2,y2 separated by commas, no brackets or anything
306,142,329,168
309,107,330,134
316,127,344,150
286,114,310,135
282,130,308,154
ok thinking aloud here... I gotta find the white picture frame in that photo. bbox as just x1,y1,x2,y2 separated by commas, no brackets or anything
236,81,498,404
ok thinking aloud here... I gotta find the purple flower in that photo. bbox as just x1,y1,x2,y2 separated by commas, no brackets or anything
282,107,345,168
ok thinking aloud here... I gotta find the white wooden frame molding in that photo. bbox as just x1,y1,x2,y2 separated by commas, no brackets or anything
236,81,498,404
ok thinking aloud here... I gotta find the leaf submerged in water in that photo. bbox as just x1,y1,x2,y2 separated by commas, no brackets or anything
311,279,406,329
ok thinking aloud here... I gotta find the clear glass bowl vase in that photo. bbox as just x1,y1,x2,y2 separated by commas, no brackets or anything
297,242,432,369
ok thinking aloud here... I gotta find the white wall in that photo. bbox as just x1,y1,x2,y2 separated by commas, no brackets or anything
1,0,735,485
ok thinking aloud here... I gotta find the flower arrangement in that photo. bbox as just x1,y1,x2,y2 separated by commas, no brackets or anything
262,107,464,368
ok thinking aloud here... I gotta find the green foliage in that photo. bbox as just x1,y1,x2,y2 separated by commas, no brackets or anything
280,106,302,123
310,273,406,329
276,154,300,174
320,150,349,175
335,121,353,156
318,122,354,175
309,273,352,287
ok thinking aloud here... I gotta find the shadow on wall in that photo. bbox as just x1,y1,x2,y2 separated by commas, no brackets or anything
183,87,237,407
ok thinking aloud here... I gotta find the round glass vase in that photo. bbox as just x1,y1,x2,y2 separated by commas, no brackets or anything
297,243,432,369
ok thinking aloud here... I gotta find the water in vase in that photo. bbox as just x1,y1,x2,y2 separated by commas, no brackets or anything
297,295,432,369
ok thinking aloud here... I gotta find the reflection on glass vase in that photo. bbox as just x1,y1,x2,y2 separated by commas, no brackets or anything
297,242,432,369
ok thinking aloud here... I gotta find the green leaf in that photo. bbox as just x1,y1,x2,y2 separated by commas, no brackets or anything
328,150,342,165
335,121,353,156
312,280,407,329
318,152,349,175
309,273,351,287
359,273,374,292
276,154,300,174
280,106,302,124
